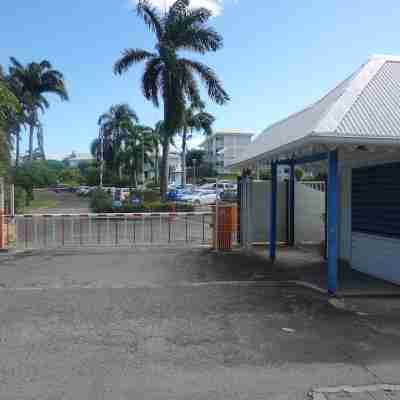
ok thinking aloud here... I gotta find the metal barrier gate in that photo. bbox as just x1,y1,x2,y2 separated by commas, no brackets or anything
11,212,214,249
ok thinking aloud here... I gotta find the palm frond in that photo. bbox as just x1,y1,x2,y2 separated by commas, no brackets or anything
136,0,163,39
142,58,163,107
114,49,156,75
181,59,229,105
168,0,190,19
175,26,223,53
39,60,52,70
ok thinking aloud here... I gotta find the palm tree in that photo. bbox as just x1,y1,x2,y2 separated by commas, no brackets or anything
180,101,215,186
98,104,139,178
122,124,154,187
114,0,229,200
9,58,69,161
151,121,164,185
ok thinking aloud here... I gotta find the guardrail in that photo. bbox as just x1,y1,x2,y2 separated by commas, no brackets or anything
10,212,214,249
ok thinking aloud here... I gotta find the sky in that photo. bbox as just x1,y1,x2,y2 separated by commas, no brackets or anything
2,0,400,160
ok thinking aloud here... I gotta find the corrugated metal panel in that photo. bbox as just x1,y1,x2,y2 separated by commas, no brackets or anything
233,72,354,164
229,55,400,168
337,62,400,137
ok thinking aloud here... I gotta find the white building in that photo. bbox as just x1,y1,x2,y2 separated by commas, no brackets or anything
168,151,183,185
201,129,254,174
230,55,400,294
64,152,93,168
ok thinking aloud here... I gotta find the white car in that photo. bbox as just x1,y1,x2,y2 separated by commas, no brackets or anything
199,182,237,192
187,190,219,205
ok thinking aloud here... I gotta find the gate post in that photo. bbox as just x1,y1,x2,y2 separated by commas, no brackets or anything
269,162,278,262
327,150,339,295
0,178,6,250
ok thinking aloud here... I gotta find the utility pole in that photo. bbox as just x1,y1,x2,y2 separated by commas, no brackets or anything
99,127,104,188
142,136,145,186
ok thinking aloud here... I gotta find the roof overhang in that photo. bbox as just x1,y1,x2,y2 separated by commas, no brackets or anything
230,55,400,169
229,134,400,169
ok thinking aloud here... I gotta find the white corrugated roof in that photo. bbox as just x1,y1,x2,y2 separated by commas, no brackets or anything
230,55,400,167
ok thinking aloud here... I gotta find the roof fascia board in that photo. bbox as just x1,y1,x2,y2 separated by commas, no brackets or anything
228,135,400,168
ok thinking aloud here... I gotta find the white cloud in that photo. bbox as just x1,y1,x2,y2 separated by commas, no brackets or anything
131,0,227,16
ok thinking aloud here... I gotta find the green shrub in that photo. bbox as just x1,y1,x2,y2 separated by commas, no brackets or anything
146,182,160,190
118,203,149,213
90,189,112,213
14,186,27,212
146,201,171,212
174,202,195,212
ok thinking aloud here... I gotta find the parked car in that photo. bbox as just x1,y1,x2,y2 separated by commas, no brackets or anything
77,186,90,196
54,184,69,193
220,189,238,202
199,182,237,192
167,185,195,202
186,190,219,205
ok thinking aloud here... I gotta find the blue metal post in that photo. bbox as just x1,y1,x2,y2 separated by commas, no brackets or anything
327,149,338,294
289,161,295,246
270,162,278,262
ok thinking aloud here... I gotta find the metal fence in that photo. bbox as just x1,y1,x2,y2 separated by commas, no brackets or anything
11,212,214,249
300,181,326,192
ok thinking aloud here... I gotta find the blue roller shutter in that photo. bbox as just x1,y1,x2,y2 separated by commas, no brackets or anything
352,162,400,238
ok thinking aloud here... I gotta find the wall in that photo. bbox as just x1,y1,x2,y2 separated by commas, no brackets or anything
240,180,287,245
240,179,325,246
294,183,325,243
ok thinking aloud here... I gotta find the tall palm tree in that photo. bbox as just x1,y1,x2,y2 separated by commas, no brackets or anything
122,124,154,187
114,0,229,200
9,58,69,161
180,101,215,186
151,121,164,185
98,104,139,178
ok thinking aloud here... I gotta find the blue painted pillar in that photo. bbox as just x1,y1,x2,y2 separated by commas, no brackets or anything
327,149,339,294
289,161,295,246
270,161,278,262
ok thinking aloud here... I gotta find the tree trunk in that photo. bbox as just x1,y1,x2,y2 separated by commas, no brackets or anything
181,128,187,187
28,109,37,162
28,123,34,162
15,129,20,167
154,148,159,185
160,139,170,202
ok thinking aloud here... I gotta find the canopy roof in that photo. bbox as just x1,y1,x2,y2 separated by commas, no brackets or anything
230,55,400,168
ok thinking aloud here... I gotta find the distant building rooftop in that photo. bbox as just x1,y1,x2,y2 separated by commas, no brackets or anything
64,152,93,161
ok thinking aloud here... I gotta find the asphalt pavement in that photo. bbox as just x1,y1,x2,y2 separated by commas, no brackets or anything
0,247,400,399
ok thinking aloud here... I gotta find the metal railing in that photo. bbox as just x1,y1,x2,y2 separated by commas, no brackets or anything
10,212,214,249
300,181,326,192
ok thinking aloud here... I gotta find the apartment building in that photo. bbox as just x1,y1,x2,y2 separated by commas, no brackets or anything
201,129,254,174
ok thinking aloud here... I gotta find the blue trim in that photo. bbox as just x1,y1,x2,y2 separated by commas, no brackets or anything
277,152,328,166
289,161,295,246
327,150,338,295
270,162,278,262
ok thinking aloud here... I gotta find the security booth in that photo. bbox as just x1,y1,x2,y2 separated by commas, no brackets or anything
229,55,400,295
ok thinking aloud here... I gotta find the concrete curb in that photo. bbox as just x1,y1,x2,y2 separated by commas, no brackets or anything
310,384,400,399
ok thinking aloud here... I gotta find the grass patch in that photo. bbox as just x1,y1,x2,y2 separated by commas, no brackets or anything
23,190,60,212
